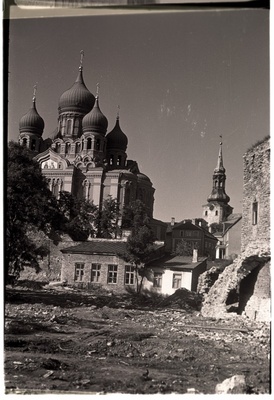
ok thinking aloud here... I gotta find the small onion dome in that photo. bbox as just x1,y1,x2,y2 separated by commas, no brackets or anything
19,99,44,136
137,173,151,182
106,116,128,151
207,190,230,204
58,67,95,114
82,96,108,134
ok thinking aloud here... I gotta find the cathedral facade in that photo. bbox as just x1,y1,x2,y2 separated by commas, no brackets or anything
18,54,155,221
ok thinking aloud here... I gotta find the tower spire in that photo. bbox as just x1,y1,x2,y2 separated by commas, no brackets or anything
32,83,37,103
96,82,100,97
117,104,120,119
215,135,224,172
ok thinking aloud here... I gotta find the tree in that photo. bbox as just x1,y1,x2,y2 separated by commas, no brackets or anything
58,191,98,241
6,142,63,284
121,200,156,293
96,196,121,239
173,239,193,256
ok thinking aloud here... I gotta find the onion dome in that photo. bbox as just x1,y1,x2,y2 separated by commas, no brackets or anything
19,88,44,136
82,95,108,134
207,190,230,203
137,173,151,182
106,115,128,151
58,53,95,114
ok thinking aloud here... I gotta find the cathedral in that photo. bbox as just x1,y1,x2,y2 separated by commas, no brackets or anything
18,52,156,223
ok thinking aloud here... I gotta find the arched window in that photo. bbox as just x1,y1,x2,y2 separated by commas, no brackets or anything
31,139,36,150
110,155,114,165
66,142,71,153
22,138,27,147
215,210,218,216
66,119,72,135
87,138,92,150
56,143,61,153
117,155,122,166
75,142,81,153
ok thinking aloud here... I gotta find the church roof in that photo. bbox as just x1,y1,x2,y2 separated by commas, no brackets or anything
19,97,44,136
106,116,128,151
58,66,95,114
82,95,108,134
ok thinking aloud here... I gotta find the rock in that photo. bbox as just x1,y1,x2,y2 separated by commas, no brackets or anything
215,375,247,394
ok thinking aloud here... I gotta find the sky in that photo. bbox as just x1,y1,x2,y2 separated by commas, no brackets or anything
7,4,269,223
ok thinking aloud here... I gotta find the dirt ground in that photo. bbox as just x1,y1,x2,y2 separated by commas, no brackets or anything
4,283,271,394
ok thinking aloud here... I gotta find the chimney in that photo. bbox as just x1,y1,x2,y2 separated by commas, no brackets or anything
171,217,175,226
192,249,198,263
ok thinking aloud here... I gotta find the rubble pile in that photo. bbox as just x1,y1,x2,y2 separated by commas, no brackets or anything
197,266,222,296
158,288,202,311
4,287,270,394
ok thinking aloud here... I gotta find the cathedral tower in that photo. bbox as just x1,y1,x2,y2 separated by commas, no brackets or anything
202,137,233,226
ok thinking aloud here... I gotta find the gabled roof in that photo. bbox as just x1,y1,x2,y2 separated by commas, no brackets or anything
147,255,207,271
169,220,217,241
61,239,164,256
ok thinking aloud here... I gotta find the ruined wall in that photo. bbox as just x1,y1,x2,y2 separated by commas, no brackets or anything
241,137,270,255
201,137,270,321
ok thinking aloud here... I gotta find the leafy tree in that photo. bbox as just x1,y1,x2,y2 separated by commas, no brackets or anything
6,142,63,284
121,200,156,293
96,196,120,239
58,191,98,241
173,239,193,256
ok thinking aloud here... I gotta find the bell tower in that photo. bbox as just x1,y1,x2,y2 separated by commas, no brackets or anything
202,137,233,225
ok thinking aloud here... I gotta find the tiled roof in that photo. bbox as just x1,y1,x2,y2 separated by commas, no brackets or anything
148,255,207,271
61,240,164,255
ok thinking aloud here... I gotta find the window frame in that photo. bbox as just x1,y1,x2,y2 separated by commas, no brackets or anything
75,263,85,281
91,263,101,283
108,264,118,284
124,265,135,285
172,273,182,289
153,272,162,288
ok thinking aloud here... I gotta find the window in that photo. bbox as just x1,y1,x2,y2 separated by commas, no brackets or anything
153,272,162,288
108,265,118,284
31,139,36,150
205,210,208,216
215,210,218,216
96,139,100,150
172,274,182,289
185,231,193,237
87,138,92,150
75,263,84,281
117,155,122,166
252,202,258,225
91,264,101,282
66,119,72,135
125,265,135,285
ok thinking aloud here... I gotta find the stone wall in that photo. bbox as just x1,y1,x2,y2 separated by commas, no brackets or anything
241,137,270,255
201,137,270,321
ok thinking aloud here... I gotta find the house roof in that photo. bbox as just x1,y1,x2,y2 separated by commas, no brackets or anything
147,255,207,271
168,220,217,241
214,214,242,237
61,239,164,256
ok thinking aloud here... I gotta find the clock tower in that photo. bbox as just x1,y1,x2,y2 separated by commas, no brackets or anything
202,138,233,226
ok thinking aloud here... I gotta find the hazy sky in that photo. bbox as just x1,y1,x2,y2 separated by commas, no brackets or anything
7,6,269,222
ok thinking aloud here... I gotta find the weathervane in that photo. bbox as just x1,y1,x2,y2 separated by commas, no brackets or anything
117,105,120,119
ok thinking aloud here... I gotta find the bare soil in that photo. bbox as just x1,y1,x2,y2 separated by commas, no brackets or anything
4,283,270,394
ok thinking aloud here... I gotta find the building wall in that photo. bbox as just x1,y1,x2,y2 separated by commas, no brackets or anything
242,262,270,321
226,219,242,259
61,252,136,292
241,137,270,255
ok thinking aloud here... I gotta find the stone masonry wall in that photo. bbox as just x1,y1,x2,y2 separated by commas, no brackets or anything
241,137,270,255
61,253,137,293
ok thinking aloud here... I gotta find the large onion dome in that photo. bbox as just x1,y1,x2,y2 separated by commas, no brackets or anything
106,116,128,151
58,67,95,114
82,95,108,134
207,190,230,203
19,98,44,136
